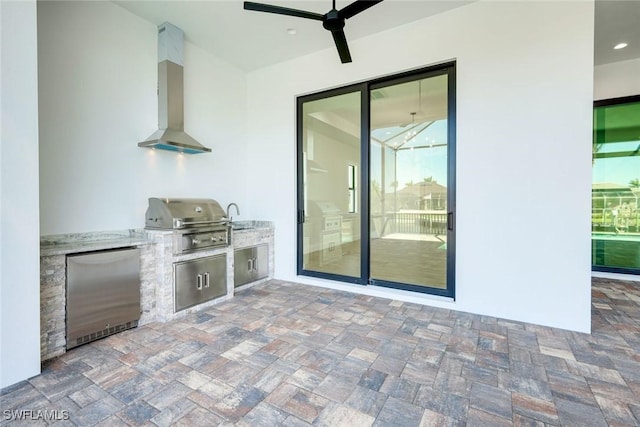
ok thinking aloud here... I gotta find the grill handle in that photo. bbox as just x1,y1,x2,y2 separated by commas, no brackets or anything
175,219,227,227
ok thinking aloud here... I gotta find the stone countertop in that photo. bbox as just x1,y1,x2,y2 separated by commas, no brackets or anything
40,222,274,256
41,230,151,256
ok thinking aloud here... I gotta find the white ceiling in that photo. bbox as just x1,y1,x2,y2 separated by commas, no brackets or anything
115,0,469,71
115,0,640,71
594,0,640,66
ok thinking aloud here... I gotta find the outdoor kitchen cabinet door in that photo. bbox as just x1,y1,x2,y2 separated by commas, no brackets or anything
174,254,226,312
234,244,268,287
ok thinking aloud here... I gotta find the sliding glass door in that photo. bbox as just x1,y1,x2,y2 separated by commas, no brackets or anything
298,63,456,297
298,88,362,281
370,74,451,291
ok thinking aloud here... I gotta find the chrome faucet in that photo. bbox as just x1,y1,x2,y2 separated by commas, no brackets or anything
226,203,240,222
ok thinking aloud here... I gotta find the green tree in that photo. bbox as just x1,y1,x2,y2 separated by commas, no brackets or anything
629,178,640,188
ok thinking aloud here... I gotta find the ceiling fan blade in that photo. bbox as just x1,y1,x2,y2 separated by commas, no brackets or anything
331,29,352,63
244,1,324,21
339,0,384,20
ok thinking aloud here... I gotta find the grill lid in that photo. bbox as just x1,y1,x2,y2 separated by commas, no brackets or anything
145,198,227,229
309,200,341,217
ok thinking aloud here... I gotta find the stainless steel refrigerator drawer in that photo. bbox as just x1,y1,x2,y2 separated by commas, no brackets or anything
174,254,227,312
66,248,141,349
234,244,268,287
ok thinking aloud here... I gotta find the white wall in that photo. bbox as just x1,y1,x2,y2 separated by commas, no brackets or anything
247,1,594,332
38,1,249,235
1,0,41,388
594,58,640,100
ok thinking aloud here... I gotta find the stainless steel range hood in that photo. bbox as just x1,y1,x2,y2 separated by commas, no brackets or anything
138,22,211,154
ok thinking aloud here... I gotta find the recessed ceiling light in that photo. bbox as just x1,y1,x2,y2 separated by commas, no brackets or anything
614,42,628,50
286,28,297,35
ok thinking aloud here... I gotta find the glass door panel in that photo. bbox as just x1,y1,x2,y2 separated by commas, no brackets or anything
592,98,640,273
370,75,449,289
300,91,361,279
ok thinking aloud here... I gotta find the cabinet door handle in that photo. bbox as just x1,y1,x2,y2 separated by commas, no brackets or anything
196,274,203,290
252,257,258,272
204,272,210,288
248,258,254,271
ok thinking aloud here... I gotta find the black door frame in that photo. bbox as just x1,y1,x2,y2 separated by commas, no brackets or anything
297,62,457,298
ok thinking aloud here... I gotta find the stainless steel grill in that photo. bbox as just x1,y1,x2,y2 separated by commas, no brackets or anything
145,197,228,229
309,200,342,231
145,198,230,254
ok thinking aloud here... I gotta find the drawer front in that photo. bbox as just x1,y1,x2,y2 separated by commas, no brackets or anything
175,254,226,312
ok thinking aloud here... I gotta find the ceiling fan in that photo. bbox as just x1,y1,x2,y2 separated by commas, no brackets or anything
244,0,384,64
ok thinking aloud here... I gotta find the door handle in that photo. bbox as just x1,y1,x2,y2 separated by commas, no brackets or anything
204,272,210,288
248,259,254,271
196,274,203,290
447,212,454,231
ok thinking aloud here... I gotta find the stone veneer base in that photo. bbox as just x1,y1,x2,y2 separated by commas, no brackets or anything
39,224,274,361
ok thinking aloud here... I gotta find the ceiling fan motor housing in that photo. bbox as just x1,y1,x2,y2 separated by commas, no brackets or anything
323,10,345,31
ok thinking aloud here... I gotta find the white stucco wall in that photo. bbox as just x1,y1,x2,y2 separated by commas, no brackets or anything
0,0,41,389
37,1,249,235
594,58,640,100
247,1,595,332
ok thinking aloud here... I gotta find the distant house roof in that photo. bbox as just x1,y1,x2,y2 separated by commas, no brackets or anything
593,182,633,192
394,181,447,197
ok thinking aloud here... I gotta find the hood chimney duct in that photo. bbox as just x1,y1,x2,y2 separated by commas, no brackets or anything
138,22,211,154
